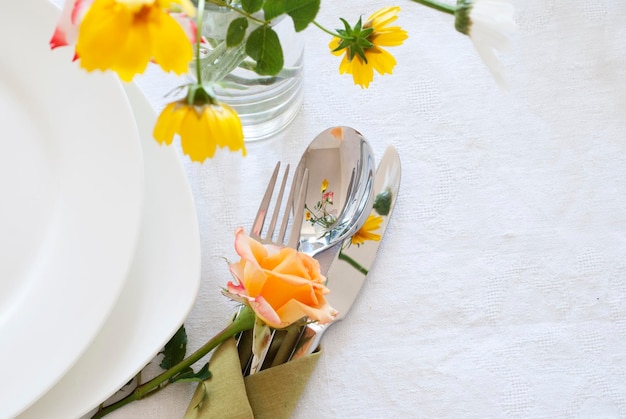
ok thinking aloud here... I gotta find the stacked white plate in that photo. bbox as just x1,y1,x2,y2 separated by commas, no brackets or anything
1,2,201,418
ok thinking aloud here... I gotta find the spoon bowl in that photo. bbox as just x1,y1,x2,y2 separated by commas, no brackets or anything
293,126,375,265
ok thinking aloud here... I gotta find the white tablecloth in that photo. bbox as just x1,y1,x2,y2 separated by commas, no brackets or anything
113,0,626,417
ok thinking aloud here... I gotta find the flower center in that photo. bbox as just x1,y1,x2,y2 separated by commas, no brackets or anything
116,0,155,13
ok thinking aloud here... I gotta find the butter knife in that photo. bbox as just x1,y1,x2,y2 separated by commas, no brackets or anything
279,145,401,363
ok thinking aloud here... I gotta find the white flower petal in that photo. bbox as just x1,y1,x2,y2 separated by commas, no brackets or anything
468,0,517,88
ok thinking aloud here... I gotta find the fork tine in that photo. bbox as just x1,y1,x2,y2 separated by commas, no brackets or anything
251,162,280,239
286,168,309,249
266,164,289,242
276,166,298,245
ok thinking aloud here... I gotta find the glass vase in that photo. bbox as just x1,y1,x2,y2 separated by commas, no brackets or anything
196,3,305,141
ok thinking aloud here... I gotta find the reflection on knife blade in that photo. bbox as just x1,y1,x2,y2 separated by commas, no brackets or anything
282,145,401,363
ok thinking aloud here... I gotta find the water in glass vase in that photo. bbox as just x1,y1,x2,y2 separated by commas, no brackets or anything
196,3,304,142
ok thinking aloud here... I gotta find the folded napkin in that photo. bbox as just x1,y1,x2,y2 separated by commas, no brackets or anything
183,338,321,419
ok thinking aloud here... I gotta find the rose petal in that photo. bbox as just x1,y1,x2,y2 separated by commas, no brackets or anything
250,295,282,328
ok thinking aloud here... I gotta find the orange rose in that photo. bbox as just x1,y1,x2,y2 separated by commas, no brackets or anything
225,227,337,329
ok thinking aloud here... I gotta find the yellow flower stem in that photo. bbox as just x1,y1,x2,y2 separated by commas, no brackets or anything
313,20,350,40
195,0,206,83
207,0,266,25
338,250,369,275
409,0,456,15
91,306,256,418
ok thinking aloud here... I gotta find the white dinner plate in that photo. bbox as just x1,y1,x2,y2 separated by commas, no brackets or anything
17,81,201,418
0,1,144,417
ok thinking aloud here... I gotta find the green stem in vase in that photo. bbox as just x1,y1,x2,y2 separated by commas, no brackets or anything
199,41,249,84
408,0,456,15
91,306,256,418
195,0,206,83
338,250,369,275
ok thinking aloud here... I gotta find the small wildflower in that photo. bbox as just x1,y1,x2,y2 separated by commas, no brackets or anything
153,86,245,162
329,7,408,88
51,0,197,81
455,0,516,88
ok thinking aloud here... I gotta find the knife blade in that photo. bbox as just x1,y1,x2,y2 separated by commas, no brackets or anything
281,144,401,362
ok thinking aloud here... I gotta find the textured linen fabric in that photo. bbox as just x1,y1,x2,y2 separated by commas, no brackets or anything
95,0,626,418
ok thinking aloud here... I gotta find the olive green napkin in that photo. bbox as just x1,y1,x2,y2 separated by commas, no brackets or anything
183,338,321,419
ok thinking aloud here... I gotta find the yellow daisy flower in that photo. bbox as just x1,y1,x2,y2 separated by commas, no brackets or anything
76,0,196,82
153,95,246,163
351,214,383,246
330,7,408,88
321,179,329,193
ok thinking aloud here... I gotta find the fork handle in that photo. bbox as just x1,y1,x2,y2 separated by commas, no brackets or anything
288,322,328,361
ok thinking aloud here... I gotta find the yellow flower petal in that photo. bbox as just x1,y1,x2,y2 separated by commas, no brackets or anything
370,27,409,47
329,37,343,56
147,11,193,75
77,0,132,73
153,102,184,145
366,47,397,76
341,54,374,89
351,214,383,246
180,106,217,161
110,10,153,80
367,6,401,30
219,105,246,154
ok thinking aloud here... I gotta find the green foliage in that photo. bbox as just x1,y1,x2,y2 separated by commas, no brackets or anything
227,17,249,47
285,0,320,32
159,325,187,370
242,0,263,13
373,189,392,216
262,0,319,31
169,363,212,384
262,0,285,22
245,26,284,76
202,0,322,77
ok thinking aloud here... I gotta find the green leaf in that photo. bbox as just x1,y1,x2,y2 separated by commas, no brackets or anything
170,363,212,384
285,0,320,32
245,26,284,76
242,0,263,13
263,0,286,22
373,188,392,215
226,17,248,47
159,325,187,370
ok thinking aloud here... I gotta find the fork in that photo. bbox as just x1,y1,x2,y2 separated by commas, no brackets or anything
236,161,309,375
249,161,308,249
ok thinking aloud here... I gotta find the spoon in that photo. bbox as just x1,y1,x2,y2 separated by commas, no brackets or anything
293,126,376,274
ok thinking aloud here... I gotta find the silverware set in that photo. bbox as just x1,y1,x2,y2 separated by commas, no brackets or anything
236,126,401,376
